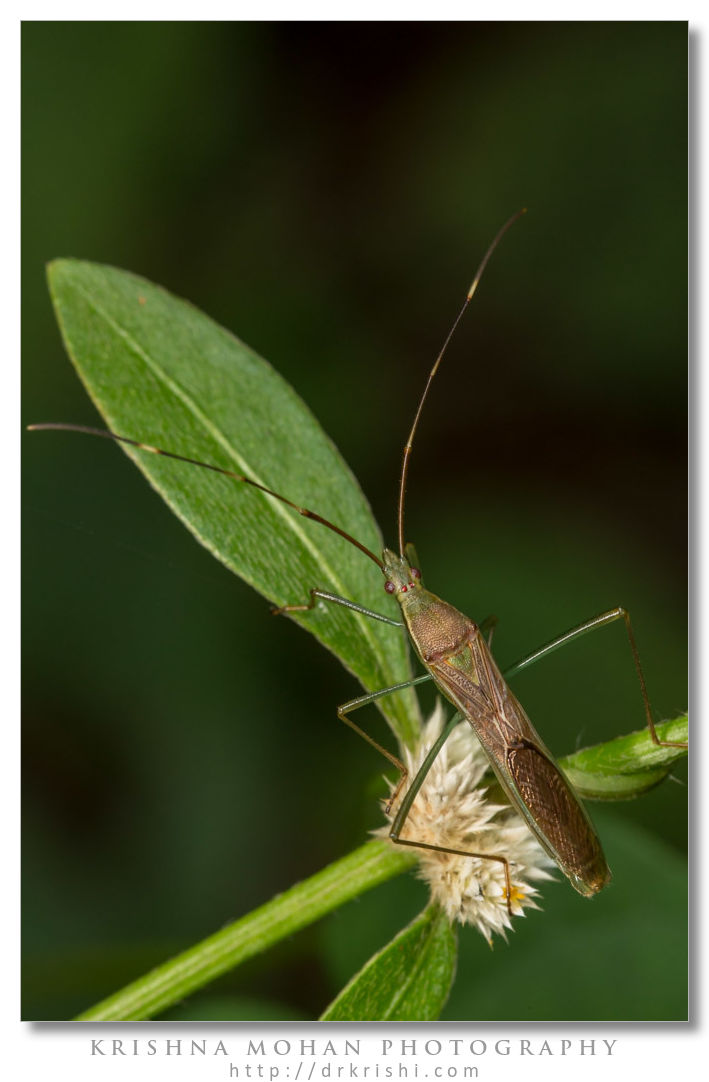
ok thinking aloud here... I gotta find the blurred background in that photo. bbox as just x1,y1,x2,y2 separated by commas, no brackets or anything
22,22,687,1021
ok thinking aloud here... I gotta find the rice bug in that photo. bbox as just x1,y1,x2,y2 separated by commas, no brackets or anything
28,211,687,914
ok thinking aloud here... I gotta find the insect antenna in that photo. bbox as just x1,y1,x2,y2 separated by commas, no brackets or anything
396,208,527,557
27,422,385,570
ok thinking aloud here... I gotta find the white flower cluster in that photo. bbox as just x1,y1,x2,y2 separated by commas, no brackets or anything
376,704,554,942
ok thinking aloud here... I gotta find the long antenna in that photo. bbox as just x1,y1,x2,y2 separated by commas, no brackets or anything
396,208,527,557
27,423,385,570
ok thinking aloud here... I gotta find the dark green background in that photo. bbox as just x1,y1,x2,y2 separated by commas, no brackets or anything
22,22,687,1021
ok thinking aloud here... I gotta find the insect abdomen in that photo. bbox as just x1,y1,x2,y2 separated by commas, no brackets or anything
506,739,610,894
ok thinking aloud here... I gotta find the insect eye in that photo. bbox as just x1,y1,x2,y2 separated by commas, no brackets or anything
410,567,421,579
384,581,396,594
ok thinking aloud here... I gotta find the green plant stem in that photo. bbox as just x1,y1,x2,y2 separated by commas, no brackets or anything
76,840,416,1022
75,714,687,1022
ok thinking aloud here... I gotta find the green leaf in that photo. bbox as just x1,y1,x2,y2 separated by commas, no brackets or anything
559,715,688,800
320,903,457,1022
46,260,420,746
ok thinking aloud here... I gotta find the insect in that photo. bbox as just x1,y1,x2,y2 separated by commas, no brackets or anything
29,212,686,914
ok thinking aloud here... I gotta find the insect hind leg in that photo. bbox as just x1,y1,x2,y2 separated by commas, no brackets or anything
389,834,515,918
388,710,515,916
503,606,687,750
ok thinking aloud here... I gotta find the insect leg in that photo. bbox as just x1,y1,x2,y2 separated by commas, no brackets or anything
389,711,514,915
390,711,464,834
479,614,498,647
337,674,433,812
503,606,686,750
273,588,403,626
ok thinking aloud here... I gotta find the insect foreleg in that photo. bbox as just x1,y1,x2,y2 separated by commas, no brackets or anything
272,588,403,626
502,606,687,750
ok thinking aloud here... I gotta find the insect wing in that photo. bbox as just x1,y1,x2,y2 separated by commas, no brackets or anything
430,632,610,895
505,740,610,894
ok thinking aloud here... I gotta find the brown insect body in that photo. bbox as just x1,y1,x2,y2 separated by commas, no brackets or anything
382,548,611,896
32,213,636,911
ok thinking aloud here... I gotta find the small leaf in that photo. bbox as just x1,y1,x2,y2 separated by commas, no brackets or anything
320,903,457,1022
46,260,420,746
560,715,688,800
